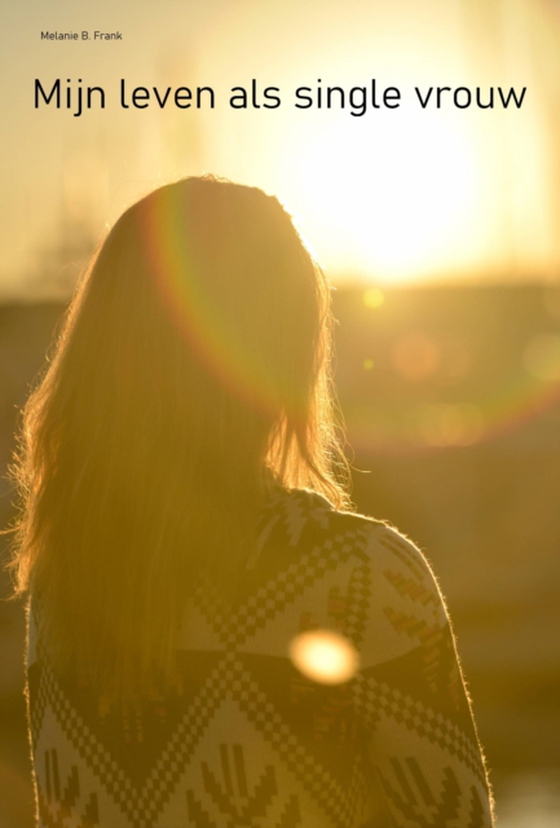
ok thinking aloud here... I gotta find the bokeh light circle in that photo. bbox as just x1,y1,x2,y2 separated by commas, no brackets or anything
289,630,359,684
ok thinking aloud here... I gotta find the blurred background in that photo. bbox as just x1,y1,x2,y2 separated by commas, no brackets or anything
1,0,560,824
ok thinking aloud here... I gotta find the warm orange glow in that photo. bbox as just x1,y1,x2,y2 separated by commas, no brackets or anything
207,1,560,287
2,0,559,298
289,630,359,684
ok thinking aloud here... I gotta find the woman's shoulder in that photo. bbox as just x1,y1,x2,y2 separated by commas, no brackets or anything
258,488,448,655
359,518,443,596
259,485,376,549
261,487,440,590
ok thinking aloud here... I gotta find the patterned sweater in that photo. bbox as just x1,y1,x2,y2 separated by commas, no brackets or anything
27,488,494,827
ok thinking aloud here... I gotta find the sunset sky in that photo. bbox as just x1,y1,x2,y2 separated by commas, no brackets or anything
1,0,560,299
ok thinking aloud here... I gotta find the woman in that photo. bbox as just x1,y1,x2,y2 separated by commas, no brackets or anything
11,176,494,827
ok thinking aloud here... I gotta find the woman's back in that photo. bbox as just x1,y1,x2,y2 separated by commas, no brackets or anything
12,176,493,825
28,487,492,827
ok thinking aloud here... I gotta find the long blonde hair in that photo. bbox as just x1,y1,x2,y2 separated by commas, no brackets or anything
10,176,350,691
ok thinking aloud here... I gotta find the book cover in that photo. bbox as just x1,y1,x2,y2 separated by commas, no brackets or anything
1,2,559,826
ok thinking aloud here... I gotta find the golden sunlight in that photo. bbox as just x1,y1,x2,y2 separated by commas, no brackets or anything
224,0,559,287
291,108,478,283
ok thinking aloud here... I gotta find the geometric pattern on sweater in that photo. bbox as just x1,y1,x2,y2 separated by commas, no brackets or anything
31,652,365,827
27,487,494,827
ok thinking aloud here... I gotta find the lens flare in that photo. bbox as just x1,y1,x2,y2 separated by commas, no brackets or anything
289,630,359,684
139,185,282,419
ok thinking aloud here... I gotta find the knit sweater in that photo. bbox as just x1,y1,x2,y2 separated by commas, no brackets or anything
27,488,494,827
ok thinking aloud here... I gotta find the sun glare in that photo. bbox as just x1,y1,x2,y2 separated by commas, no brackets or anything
290,108,478,284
